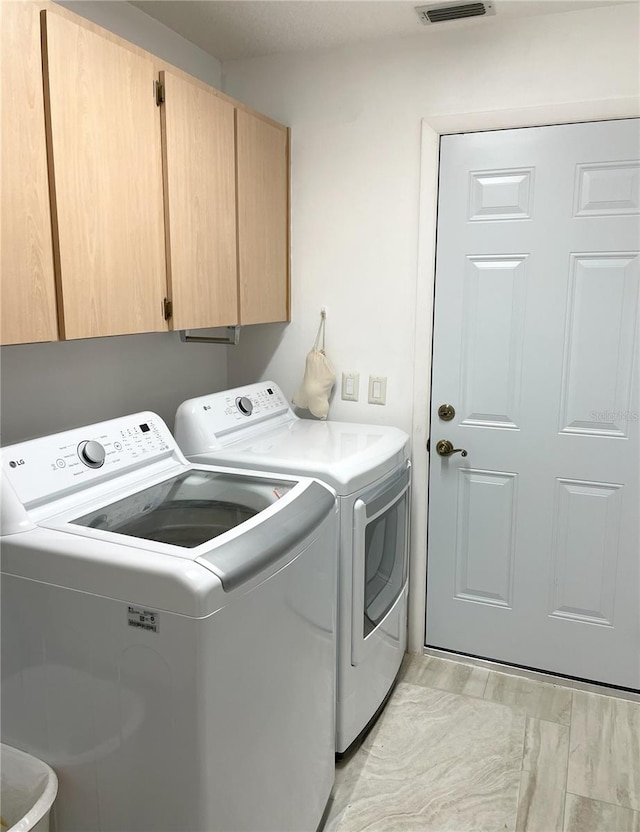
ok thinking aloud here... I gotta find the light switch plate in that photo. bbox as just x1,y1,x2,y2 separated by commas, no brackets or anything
368,375,387,405
341,372,359,402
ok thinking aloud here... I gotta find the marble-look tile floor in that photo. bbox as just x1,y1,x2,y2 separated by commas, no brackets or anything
323,655,640,832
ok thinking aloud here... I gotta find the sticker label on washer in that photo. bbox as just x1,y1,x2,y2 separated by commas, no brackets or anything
127,606,159,633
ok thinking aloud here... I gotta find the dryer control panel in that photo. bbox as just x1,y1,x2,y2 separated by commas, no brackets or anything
1,413,175,507
223,384,289,425
175,382,294,453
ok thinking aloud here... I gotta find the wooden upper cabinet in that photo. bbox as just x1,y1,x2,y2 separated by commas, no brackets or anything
160,71,238,330
1,2,58,345
40,10,167,340
236,110,290,325
1,4,289,343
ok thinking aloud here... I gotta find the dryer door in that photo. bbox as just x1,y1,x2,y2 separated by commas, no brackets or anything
351,461,410,666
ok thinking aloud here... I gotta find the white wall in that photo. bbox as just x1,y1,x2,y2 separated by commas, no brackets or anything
223,3,639,431
56,1,222,87
221,3,640,649
1,1,227,445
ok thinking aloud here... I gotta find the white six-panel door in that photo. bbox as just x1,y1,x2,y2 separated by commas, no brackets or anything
426,119,639,690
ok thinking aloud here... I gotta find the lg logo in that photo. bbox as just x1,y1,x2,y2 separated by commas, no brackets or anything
9,459,25,468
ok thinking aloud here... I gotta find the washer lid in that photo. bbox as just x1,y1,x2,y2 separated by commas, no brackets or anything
69,468,293,550
194,420,409,495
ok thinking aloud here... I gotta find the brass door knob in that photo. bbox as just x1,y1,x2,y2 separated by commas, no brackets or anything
435,439,468,458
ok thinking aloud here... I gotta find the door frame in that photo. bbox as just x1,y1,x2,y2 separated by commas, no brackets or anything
407,96,640,654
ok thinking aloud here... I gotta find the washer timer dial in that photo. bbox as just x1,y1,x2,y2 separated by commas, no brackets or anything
235,396,253,416
77,440,106,469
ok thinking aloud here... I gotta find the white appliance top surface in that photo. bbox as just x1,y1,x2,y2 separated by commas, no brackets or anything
209,419,408,490
176,383,409,494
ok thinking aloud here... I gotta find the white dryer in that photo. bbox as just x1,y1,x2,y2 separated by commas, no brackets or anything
0,412,337,831
175,382,410,755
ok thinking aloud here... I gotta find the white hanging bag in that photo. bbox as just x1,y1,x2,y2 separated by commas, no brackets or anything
292,313,336,420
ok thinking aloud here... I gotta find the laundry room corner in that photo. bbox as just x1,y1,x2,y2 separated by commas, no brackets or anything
221,0,640,653
2,0,639,827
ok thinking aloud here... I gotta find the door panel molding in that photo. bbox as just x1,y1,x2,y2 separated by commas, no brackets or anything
454,468,518,609
468,168,535,222
573,161,640,218
559,252,639,438
548,477,623,627
459,255,528,430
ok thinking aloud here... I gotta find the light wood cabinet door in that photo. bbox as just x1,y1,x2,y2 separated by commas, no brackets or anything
1,2,58,345
236,110,290,325
160,71,238,330
41,10,167,340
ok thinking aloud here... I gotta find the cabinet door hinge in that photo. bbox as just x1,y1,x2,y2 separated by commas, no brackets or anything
163,297,173,320
155,80,165,106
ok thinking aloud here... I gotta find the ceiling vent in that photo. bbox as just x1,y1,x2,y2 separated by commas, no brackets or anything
415,2,495,24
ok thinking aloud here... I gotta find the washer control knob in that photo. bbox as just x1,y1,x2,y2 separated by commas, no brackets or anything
236,396,253,416
78,440,106,468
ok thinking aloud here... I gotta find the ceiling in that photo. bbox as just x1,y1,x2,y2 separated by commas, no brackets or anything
131,0,634,62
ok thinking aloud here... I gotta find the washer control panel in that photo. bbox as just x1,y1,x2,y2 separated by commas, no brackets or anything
2,412,175,507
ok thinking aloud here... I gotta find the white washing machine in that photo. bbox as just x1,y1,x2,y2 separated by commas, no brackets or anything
0,412,337,832
175,382,410,755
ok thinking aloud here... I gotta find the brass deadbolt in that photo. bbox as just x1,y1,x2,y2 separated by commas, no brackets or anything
438,404,455,421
